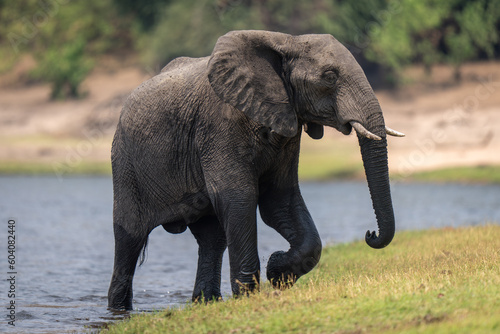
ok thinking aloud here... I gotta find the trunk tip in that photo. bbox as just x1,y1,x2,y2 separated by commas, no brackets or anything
365,230,392,249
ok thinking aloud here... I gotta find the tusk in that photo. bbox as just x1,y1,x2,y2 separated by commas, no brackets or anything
350,121,381,141
385,126,405,137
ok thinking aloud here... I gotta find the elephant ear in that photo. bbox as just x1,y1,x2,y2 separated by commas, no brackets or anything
208,31,298,137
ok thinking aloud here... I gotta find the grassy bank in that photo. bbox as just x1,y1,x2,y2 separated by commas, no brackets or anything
406,166,500,184
1,134,500,184
2,156,500,185
0,134,112,176
103,225,500,334
0,160,111,176
298,138,363,181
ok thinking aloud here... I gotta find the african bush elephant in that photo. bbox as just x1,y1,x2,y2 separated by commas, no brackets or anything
108,30,404,310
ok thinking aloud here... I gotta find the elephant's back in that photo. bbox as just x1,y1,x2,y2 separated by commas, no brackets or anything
117,56,211,143
160,56,206,73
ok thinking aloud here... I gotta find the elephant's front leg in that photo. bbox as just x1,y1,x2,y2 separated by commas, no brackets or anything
189,215,227,302
206,181,261,296
259,186,322,287
225,195,260,295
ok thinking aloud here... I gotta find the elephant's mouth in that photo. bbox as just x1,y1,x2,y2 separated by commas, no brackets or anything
338,122,352,136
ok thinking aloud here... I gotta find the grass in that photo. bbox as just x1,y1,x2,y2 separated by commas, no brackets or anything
0,160,111,176
0,134,112,176
298,151,363,181
3,158,499,185
406,166,500,184
298,135,363,181
102,225,500,334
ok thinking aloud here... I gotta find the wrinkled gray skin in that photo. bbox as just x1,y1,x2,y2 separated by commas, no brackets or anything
108,30,398,310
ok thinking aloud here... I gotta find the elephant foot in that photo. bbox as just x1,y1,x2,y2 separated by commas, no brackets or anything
266,251,298,289
192,292,223,303
228,269,261,297
266,247,321,289
235,279,259,296
108,288,133,311
108,274,135,311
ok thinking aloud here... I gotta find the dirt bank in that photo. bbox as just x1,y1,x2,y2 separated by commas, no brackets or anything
1,58,499,176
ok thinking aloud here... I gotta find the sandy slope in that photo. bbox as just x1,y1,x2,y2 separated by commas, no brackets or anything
1,58,499,175
378,61,500,174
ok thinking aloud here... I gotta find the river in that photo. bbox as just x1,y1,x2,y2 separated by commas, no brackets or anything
1,176,499,333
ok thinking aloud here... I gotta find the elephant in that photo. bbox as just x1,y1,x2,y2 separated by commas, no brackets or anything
107,30,404,310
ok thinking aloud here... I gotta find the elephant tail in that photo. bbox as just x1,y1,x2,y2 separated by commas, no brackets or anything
138,236,149,266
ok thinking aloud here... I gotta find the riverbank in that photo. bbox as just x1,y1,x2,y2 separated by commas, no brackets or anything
1,153,499,184
1,59,500,182
102,225,500,334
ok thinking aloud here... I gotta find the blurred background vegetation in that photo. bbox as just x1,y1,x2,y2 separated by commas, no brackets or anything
1,0,499,99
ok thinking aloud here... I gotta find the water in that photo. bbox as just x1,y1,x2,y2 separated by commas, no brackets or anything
1,176,499,333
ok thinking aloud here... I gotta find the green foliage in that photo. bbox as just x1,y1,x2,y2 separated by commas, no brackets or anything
316,0,388,50
112,0,172,31
31,38,93,99
1,0,500,89
140,0,500,83
141,0,352,68
364,0,446,70
444,0,500,79
353,0,500,82
0,0,131,99
139,0,247,67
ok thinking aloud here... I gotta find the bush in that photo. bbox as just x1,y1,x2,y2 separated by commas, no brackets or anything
139,0,328,68
0,0,132,99
31,39,93,99
341,0,500,82
2,0,500,90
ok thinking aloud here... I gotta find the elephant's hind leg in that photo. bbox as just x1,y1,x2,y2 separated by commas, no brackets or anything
189,216,227,302
108,152,149,310
108,224,149,310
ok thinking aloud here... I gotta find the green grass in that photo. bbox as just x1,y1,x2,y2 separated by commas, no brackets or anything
406,166,500,184
3,159,499,184
102,225,500,334
0,134,112,176
0,160,111,176
298,151,363,180
298,135,363,181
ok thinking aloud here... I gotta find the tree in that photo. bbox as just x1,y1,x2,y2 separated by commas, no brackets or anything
339,0,500,83
444,0,500,80
112,0,172,31
1,0,132,99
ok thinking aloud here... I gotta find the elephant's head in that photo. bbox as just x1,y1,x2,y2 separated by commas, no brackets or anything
208,30,404,249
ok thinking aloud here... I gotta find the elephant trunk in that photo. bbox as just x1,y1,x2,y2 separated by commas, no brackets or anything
357,113,395,249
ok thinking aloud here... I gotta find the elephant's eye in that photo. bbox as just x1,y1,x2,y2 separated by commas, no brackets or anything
322,70,338,85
